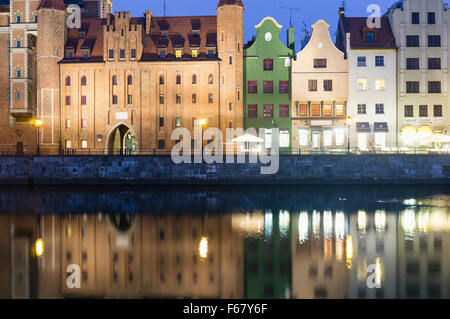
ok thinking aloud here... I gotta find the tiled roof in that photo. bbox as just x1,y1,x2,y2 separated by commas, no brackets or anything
37,0,66,11
217,0,244,8
62,15,219,63
338,16,396,50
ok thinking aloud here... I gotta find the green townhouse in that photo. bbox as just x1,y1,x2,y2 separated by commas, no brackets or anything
244,17,295,151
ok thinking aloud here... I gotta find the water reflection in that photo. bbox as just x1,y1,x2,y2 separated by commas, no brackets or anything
0,186,449,299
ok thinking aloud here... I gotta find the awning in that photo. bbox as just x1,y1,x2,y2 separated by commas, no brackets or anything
356,122,371,133
374,122,388,132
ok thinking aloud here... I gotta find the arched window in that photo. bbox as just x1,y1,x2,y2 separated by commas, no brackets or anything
208,74,213,84
81,76,87,86
65,140,72,149
128,75,133,85
192,74,197,84
112,75,118,85
176,75,181,84
159,75,164,85
65,76,71,86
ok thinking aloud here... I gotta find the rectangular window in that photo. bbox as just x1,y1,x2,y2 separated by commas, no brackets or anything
324,130,332,147
248,81,257,94
279,129,290,148
192,94,197,103
311,104,321,116
428,12,436,25
109,50,114,59
66,96,71,105
404,105,414,117
263,104,273,118
81,140,88,149
375,56,384,67
434,105,443,117
428,58,441,70
428,35,441,47
191,49,198,58
127,95,132,104
376,103,384,114
365,31,375,42
16,70,21,77
120,49,125,59
263,81,273,94
279,104,289,118
66,120,71,129
279,80,289,94
176,94,181,104
357,79,367,91
263,59,274,70
229,102,232,111
406,35,420,47
159,95,164,104
16,40,21,48
375,79,385,91
428,81,441,93
406,58,420,70
299,129,308,147
412,12,420,24
81,119,87,128
323,104,332,116
176,50,182,58
16,15,21,23
308,80,317,91
158,140,165,150
335,104,345,116
208,94,213,104
314,59,327,68
131,49,136,59
81,96,87,105
324,80,332,91
299,104,308,117
248,104,258,118
159,117,164,127
406,81,420,93
419,105,428,117
112,95,118,104
175,117,181,127
357,104,366,114
357,56,366,67
336,129,345,146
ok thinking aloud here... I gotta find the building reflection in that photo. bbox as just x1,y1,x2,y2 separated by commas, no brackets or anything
0,206,449,299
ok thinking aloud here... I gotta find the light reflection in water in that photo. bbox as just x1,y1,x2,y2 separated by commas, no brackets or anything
0,195,449,300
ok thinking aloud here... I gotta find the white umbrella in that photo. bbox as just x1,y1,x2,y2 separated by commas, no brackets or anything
423,133,450,143
232,133,264,143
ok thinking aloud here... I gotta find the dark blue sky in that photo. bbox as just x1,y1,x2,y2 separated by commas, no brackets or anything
113,0,395,47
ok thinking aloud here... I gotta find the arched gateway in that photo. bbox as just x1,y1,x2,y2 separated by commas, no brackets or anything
107,124,137,155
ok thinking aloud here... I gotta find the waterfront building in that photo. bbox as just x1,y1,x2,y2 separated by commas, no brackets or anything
386,0,450,148
291,20,349,151
336,10,398,151
0,0,244,154
243,17,294,151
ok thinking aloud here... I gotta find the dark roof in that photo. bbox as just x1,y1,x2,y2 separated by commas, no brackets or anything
62,15,219,63
336,14,396,51
217,0,244,8
37,0,66,11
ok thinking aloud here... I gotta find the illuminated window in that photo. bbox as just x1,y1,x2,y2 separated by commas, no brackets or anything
323,104,332,116
299,129,308,146
311,104,321,116
335,129,345,146
66,119,71,128
176,50,182,58
324,130,332,146
299,104,308,116
375,79,385,91
81,119,87,128
357,79,367,91
191,49,198,58
65,140,72,149
175,117,181,127
280,129,290,147
335,104,345,116
81,140,88,149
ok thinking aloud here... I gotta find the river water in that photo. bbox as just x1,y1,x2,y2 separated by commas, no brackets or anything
0,185,449,299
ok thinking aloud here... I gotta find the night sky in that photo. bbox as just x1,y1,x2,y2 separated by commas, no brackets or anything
113,0,396,49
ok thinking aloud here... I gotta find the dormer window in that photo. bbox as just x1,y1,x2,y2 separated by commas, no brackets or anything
81,50,90,60
207,49,215,58
175,49,183,59
66,50,74,59
365,31,375,42
158,49,167,59
161,30,169,37
191,49,198,58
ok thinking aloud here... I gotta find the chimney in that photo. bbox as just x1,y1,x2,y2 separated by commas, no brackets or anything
338,7,345,17
145,10,152,35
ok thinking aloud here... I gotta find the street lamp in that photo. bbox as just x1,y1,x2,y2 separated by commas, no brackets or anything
35,238,44,257
199,236,208,260
32,119,43,156
345,116,353,155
